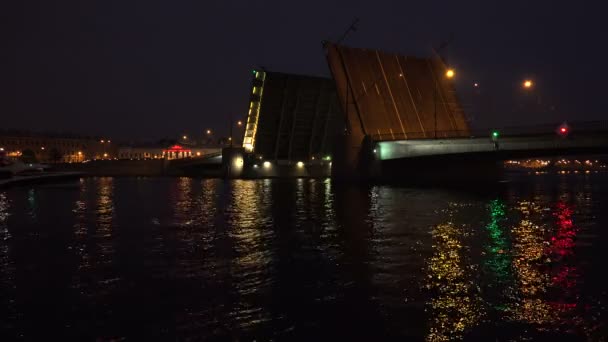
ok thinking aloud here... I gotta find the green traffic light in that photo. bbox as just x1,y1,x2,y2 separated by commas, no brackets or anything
252,70,257,75
492,131,499,138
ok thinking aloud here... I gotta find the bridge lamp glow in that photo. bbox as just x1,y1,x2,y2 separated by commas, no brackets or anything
445,69,455,78
263,161,271,168
523,80,533,89
296,161,304,168
253,164,259,168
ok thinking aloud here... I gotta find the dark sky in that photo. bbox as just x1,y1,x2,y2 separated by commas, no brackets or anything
4,0,607,141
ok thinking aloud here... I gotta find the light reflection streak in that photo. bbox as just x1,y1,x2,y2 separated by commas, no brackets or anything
95,177,116,273
73,179,90,272
27,188,37,220
509,200,555,324
228,180,274,328
482,199,514,311
0,191,15,323
508,197,585,335
546,201,583,331
426,204,483,341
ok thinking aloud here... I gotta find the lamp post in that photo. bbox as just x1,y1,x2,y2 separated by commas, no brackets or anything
434,68,455,138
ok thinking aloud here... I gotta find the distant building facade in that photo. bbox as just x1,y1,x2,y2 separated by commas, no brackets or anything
0,132,115,163
242,70,343,161
117,144,220,160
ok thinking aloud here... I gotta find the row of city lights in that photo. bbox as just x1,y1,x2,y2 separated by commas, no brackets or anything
182,121,244,141
251,160,332,169
0,147,83,155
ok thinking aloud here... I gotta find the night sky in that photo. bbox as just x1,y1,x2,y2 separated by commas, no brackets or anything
4,0,607,141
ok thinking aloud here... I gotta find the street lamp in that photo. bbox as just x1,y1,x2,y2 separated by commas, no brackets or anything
183,135,188,140
237,120,243,126
434,68,456,138
206,129,212,135
523,80,533,89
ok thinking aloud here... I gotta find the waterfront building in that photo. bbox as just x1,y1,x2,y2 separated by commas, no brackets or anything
117,144,220,160
0,131,114,163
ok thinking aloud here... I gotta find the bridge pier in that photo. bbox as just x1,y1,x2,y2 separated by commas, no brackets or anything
331,133,380,181
222,147,245,179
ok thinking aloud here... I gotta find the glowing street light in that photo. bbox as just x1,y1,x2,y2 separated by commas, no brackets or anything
445,69,455,79
237,120,243,126
100,140,105,143
296,161,304,168
523,80,533,89
41,147,45,150
206,129,212,135
263,161,271,168
183,135,188,140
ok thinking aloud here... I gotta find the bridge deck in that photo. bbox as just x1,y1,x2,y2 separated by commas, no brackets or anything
376,133,608,160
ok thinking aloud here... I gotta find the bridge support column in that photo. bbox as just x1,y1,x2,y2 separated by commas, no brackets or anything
222,147,245,179
331,134,377,181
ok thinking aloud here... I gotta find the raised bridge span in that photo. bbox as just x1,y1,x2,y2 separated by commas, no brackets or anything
324,43,608,181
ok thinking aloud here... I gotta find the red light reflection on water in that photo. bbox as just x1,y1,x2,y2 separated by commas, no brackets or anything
548,201,579,310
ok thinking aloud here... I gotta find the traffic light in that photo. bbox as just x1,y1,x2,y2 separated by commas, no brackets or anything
491,130,499,141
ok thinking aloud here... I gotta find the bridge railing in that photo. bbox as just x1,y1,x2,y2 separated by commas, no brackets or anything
370,120,608,141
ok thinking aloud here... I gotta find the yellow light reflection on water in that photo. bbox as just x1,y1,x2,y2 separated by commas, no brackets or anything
426,205,483,341
508,201,555,323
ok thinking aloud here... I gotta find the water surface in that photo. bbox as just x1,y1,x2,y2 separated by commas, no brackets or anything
1,175,608,340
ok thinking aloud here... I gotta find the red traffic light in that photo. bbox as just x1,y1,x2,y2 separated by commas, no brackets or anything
560,127,567,134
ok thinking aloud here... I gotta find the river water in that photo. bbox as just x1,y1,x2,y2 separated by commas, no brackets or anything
1,175,608,341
